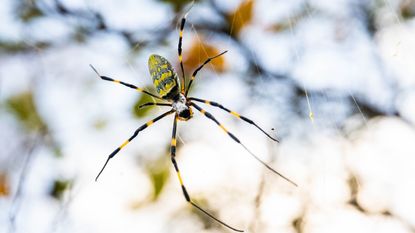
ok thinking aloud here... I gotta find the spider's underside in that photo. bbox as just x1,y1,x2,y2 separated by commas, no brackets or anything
90,7,296,233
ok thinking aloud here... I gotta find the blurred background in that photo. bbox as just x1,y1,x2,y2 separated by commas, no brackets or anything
1,0,415,232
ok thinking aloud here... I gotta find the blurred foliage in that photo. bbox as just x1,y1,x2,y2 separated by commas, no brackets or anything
73,26,89,43
0,172,10,197
92,118,108,130
0,41,30,53
132,87,158,118
0,41,50,53
348,174,366,212
292,215,304,233
43,134,63,157
145,154,170,201
190,198,218,230
18,3,43,22
266,7,308,33
227,0,254,36
49,179,72,200
400,0,415,19
158,0,197,12
183,40,226,74
6,91,47,133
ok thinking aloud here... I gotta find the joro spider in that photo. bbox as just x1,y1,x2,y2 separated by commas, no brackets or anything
90,11,296,233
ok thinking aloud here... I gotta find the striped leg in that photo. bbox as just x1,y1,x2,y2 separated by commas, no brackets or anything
178,13,187,94
170,115,244,232
184,51,228,97
95,110,174,181
138,102,172,109
189,97,279,142
90,64,163,100
191,103,297,186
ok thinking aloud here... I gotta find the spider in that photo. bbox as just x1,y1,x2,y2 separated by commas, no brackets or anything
90,10,296,233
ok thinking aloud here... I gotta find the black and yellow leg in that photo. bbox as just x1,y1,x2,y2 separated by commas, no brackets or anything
169,115,244,232
90,64,163,100
184,51,228,97
189,97,279,142
138,102,172,109
178,14,186,94
191,103,297,186
95,110,174,181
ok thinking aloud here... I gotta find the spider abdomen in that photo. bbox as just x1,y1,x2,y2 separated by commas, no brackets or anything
148,54,180,100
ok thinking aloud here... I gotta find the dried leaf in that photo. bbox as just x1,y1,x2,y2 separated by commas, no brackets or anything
183,40,226,74
228,0,254,36
0,172,10,197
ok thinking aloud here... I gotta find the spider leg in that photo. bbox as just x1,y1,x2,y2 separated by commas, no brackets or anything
138,102,172,109
189,97,279,142
90,64,163,100
191,103,297,186
177,8,189,94
169,115,244,232
95,110,174,181
184,51,227,97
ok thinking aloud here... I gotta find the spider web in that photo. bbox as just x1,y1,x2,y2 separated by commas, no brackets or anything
1,1,415,233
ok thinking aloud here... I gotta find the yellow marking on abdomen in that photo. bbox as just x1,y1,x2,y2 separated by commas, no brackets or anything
159,71,172,83
179,55,183,62
171,138,177,146
179,31,183,37
114,80,121,84
146,120,154,126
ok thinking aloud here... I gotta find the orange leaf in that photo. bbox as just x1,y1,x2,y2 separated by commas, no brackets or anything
0,172,10,197
228,0,254,36
183,39,226,74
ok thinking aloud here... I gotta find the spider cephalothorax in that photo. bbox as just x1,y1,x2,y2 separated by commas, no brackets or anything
172,93,193,121
90,6,296,232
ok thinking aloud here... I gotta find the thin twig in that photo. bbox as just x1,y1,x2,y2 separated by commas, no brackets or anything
8,134,42,233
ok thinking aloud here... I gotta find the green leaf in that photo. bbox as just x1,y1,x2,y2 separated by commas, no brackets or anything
6,91,47,133
50,179,72,200
146,154,170,201
132,87,157,118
